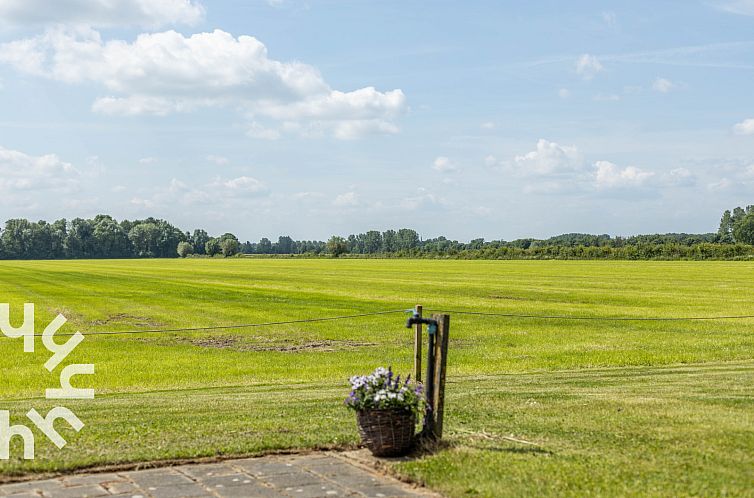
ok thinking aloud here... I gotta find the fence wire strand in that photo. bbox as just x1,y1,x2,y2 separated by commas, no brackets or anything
28,309,413,337
426,309,754,321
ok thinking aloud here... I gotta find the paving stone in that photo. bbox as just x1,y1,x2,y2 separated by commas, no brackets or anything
281,481,353,498
0,453,436,498
60,473,126,487
0,482,50,495
122,468,194,488
200,473,256,489
229,458,298,477
176,463,239,479
101,480,144,495
146,483,212,498
213,481,285,498
260,470,324,489
40,484,110,498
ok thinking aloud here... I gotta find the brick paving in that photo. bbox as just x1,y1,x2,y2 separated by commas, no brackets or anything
0,452,436,498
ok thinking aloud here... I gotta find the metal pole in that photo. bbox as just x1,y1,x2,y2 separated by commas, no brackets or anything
413,304,422,383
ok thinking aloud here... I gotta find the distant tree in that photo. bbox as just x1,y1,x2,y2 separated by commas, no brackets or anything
362,230,383,253
205,238,221,256
93,215,131,258
190,229,210,255
277,235,294,254
718,210,734,243
396,228,420,251
154,220,185,257
1,219,32,258
220,238,240,257
65,218,96,258
177,241,194,258
128,223,161,258
468,238,485,250
382,229,397,252
733,212,754,245
327,236,348,257
257,237,273,254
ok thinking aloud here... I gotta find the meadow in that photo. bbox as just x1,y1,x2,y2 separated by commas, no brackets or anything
0,259,753,497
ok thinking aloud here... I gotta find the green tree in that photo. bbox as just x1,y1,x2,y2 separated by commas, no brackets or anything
93,215,131,258
205,238,221,256
326,236,348,257
733,212,754,245
220,238,240,257
177,241,194,258
190,229,210,255
718,210,734,243
128,223,161,257
257,237,272,254
382,229,397,252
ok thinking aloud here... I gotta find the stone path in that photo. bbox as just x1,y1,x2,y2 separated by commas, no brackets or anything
0,452,436,498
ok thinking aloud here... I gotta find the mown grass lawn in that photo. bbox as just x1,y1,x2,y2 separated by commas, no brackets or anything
1,259,753,496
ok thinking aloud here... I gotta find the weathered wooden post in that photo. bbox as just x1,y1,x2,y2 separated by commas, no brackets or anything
429,313,449,439
406,310,450,441
413,304,422,383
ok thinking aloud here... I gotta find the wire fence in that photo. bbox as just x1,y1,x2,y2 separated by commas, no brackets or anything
3,305,753,339
425,309,754,321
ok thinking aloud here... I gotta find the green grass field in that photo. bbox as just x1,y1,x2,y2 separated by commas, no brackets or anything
1,259,753,496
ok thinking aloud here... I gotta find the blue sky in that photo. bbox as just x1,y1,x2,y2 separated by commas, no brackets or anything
1,0,754,241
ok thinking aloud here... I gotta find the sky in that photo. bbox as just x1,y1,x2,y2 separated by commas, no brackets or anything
1,0,754,242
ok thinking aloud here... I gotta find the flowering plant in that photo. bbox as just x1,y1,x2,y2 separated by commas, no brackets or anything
345,366,426,417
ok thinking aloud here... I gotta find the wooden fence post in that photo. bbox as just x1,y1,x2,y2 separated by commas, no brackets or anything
430,313,450,439
413,304,422,383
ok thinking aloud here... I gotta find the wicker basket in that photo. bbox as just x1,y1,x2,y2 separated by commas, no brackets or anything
356,409,416,457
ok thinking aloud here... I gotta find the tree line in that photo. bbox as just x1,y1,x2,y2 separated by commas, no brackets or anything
0,204,752,260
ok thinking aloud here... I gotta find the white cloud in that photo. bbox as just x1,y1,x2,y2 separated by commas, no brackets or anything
484,155,497,167
575,54,603,79
713,0,754,16
139,157,156,165
333,192,359,207
0,28,406,140
0,0,204,27
212,176,267,196
664,167,696,187
593,160,655,189
0,145,79,196
480,121,495,129
733,118,754,135
652,77,676,93
433,156,457,172
558,88,570,99
602,11,617,27
513,139,583,176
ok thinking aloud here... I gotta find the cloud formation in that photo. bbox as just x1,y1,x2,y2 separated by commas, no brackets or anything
0,28,406,139
652,77,676,93
593,160,655,189
733,118,754,135
513,139,583,176
575,54,603,79
433,156,457,172
0,145,79,193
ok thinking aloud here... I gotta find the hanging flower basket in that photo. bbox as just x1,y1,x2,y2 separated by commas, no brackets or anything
345,367,426,457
